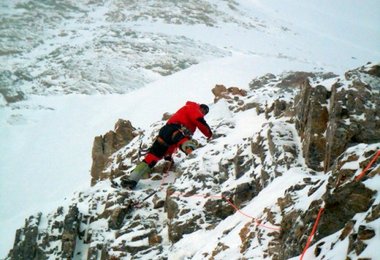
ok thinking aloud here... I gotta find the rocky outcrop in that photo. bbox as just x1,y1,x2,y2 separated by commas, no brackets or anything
276,145,379,260
294,82,330,171
212,84,247,103
90,119,138,185
269,63,380,259
7,206,82,260
324,66,380,171
294,63,380,172
211,84,251,112
61,206,81,258
8,214,45,260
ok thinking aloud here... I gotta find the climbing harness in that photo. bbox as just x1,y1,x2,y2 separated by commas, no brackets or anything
138,140,149,160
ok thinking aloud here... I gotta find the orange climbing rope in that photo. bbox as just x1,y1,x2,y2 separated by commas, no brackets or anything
300,149,380,259
300,207,325,260
166,190,281,231
160,170,280,231
355,150,380,182
223,196,281,231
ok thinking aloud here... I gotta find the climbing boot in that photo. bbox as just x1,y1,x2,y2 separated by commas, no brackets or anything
120,178,137,190
121,161,151,189
180,139,198,155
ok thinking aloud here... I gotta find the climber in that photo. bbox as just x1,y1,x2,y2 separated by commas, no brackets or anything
120,101,213,189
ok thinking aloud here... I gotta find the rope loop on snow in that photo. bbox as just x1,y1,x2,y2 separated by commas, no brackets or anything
159,171,280,231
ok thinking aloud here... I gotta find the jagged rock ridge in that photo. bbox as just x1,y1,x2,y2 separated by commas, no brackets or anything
6,63,380,259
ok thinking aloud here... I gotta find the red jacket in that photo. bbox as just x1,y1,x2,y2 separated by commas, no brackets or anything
167,101,212,138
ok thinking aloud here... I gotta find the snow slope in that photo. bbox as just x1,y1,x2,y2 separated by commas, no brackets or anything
1,0,379,257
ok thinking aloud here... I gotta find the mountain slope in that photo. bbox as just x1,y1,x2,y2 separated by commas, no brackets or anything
6,63,380,259
0,0,272,99
2,0,379,101
1,0,380,258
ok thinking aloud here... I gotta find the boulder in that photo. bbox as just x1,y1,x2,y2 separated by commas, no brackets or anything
212,84,247,103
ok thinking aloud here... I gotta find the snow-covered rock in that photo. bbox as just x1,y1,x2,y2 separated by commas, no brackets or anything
6,63,380,259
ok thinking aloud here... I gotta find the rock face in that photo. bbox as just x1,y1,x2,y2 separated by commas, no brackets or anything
6,63,380,260
273,63,380,259
8,214,45,260
61,206,81,258
294,64,380,172
324,66,380,171
295,82,330,171
276,145,379,260
90,119,138,185
8,206,82,260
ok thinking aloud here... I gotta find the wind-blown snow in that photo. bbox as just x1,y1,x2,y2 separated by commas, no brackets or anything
1,0,379,257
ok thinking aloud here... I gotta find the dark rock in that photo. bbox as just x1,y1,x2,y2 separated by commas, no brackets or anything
251,121,299,190
0,70,27,104
339,220,356,240
348,234,368,256
365,203,380,222
239,222,254,253
249,73,276,89
148,232,162,245
291,64,380,172
62,205,80,259
166,194,203,243
294,81,329,170
366,64,380,77
324,66,380,171
166,196,180,220
168,214,202,243
108,207,129,230
317,182,375,240
278,209,308,259
204,198,234,220
232,182,257,207
9,213,45,260
277,72,322,89
210,242,230,257
87,245,110,260
357,225,375,240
